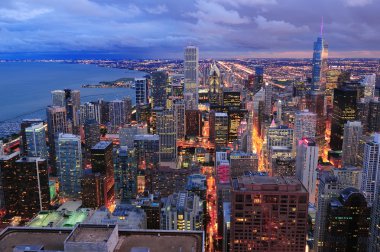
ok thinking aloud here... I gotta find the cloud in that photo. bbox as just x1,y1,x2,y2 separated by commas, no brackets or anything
188,0,250,25
0,3,51,21
213,0,277,7
254,16,309,33
146,4,168,14
342,0,373,7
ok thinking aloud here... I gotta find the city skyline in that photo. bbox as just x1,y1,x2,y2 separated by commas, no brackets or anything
0,0,380,59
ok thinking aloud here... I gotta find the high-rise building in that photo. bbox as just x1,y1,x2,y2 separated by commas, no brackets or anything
114,147,137,202
306,91,326,152
157,110,176,163
294,109,316,141
79,102,102,124
208,62,222,106
254,65,264,95
161,191,203,231
230,175,308,251
209,112,228,148
319,188,370,251
296,138,319,205
311,26,328,91
370,141,380,252
83,119,100,155
20,119,44,155
185,110,202,137
64,89,81,133
108,99,126,129
0,152,20,210
25,122,48,159
184,46,199,109
228,109,247,144
134,134,159,170
2,156,49,220
223,91,241,109
81,173,108,209
330,87,358,151
90,141,115,208
368,98,380,133
342,121,362,167
51,90,66,107
151,71,168,108
266,125,294,153
361,133,380,205
230,151,258,178
173,101,186,140
264,82,272,118
135,77,148,105
46,106,68,173
56,133,82,198
361,74,376,102
272,157,296,177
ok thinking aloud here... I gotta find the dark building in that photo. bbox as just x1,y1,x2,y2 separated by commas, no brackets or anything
185,110,202,137
134,135,159,170
84,119,100,156
228,109,247,144
231,175,308,252
320,187,370,252
20,119,43,155
89,141,115,208
136,104,151,126
151,71,168,108
223,91,241,109
100,100,110,125
330,87,358,151
254,65,264,95
306,91,326,150
114,147,137,203
81,173,107,209
2,156,49,220
141,200,161,229
368,99,380,133
272,157,296,176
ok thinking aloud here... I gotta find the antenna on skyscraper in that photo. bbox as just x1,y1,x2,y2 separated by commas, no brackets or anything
320,16,324,37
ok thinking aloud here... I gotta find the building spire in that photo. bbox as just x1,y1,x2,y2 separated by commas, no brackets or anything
320,16,324,37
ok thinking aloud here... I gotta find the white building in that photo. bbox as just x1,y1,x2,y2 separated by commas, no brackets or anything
184,46,199,109
296,138,318,205
294,109,317,141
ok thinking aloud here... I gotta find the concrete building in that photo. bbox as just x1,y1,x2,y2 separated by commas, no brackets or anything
184,46,199,109
230,175,308,252
230,151,258,178
342,121,362,167
56,133,82,198
296,138,318,205
25,122,48,159
157,110,177,163
294,109,316,141
161,191,203,231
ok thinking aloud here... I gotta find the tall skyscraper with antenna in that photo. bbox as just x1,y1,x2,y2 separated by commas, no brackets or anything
311,17,329,92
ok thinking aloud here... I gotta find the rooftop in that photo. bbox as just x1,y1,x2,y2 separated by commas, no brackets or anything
66,225,114,243
0,226,204,252
92,141,113,150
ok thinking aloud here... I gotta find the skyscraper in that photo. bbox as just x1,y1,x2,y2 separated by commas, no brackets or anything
361,133,380,205
108,99,126,129
264,82,272,118
135,77,148,105
151,71,168,108
79,102,102,124
208,62,222,106
20,119,44,155
369,160,380,251
184,46,199,109
319,188,370,251
311,21,328,91
56,133,82,198
46,106,68,173
296,138,319,205
330,87,358,151
210,112,229,148
2,156,49,220
90,141,115,208
294,109,317,141
84,119,100,155
25,122,48,159
342,121,362,167
51,90,66,107
157,110,177,163
185,110,202,137
230,175,308,251
173,101,186,140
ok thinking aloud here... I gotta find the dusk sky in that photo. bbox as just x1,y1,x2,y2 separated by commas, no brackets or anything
0,0,379,59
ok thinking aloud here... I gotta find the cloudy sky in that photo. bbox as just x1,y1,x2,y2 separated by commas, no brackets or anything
0,0,379,59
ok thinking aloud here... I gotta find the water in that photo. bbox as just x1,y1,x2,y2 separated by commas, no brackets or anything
0,62,145,137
